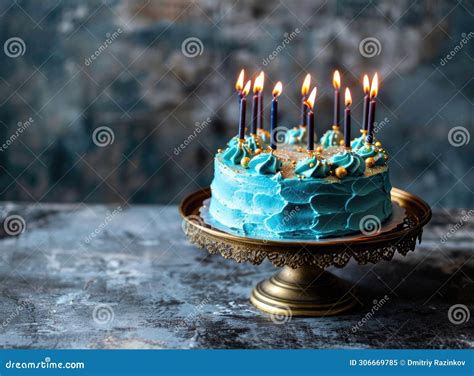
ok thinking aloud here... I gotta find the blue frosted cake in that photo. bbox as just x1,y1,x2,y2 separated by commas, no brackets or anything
208,134,391,240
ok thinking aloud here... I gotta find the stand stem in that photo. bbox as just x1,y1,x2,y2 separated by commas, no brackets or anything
250,265,357,317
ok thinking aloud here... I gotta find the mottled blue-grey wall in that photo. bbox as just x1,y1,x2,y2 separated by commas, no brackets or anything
0,0,472,207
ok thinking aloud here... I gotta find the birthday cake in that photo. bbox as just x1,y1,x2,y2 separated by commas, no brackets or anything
207,71,392,240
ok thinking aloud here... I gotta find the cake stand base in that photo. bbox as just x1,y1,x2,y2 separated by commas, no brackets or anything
250,265,357,317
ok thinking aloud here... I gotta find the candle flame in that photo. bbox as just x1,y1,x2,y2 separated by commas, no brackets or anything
363,74,370,94
258,71,265,90
235,69,244,92
242,80,251,96
253,74,263,94
370,72,378,98
272,81,282,97
301,74,311,96
305,87,317,110
332,70,341,89
345,88,352,106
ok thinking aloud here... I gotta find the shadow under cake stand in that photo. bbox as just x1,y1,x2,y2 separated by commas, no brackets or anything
180,188,431,317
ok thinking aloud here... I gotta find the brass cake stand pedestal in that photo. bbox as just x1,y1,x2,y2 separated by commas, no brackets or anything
179,188,431,317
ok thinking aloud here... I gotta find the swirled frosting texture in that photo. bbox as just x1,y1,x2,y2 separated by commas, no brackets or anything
295,157,330,178
209,153,392,240
357,144,386,166
351,134,366,150
285,126,307,144
249,152,282,175
320,128,343,148
330,151,366,176
222,142,251,165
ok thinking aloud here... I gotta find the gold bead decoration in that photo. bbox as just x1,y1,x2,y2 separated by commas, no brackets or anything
335,166,347,179
384,154,389,161
365,157,376,168
316,146,323,153
375,141,382,148
309,163,315,168
241,157,250,168
254,148,262,155
339,140,345,146
217,148,222,153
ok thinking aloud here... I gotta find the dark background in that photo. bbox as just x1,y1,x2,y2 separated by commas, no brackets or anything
0,0,472,208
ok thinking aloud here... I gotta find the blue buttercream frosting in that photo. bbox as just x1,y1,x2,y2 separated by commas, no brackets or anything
351,134,366,150
320,127,343,148
248,152,282,175
222,142,251,165
329,151,366,176
295,157,330,178
209,138,392,240
357,144,386,166
245,134,260,152
285,126,307,144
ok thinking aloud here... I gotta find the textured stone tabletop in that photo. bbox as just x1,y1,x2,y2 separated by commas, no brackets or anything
0,203,472,349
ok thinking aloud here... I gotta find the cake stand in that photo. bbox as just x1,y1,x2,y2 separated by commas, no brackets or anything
179,188,431,317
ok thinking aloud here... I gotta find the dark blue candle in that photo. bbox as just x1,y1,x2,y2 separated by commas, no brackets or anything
362,74,370,131
333,70,341,127
257,72,264,130
238,81,251,140
251,94,258,135
306,87,317,151
365,73,378,144
270,82,282,150
366,100,376,144
344,88,352,148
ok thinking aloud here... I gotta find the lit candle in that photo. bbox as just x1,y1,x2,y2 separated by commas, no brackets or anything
257,71,265,130
300,74,311,127
239,80,251,141
251,75,262,135
344,88,352,149
333,70,341,127
235,69,244,102
305,87,317,151
366,73,378,145
362,74,370,132
270,82,282,150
